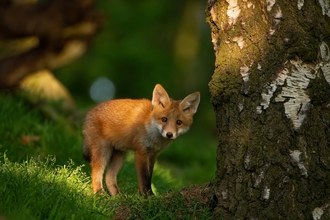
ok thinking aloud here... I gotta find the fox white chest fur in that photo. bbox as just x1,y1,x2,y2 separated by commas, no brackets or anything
83,84,200,195
142,119,171,153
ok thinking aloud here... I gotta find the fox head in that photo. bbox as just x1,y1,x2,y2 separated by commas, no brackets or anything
151,84,200,140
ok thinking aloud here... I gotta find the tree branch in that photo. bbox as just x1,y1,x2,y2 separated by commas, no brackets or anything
0,0,103,89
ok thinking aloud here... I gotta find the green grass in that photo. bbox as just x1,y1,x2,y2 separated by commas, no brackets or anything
0,92,217,219
0,154,113,220
158,134,217,185
0,92,83,164
114,188,214,220
0,154,214,220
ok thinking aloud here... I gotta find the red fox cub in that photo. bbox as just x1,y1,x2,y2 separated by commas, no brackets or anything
83,84,200,195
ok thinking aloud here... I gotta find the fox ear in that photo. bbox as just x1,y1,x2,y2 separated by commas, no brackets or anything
152,84,170,108
180,92,200,115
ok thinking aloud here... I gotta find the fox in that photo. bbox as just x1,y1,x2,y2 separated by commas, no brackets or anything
83,84,200,196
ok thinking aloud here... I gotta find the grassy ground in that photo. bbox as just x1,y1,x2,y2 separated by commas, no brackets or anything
0,155,113,219
0,92,217,219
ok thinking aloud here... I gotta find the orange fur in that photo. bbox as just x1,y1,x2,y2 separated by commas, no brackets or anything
83,84,200,195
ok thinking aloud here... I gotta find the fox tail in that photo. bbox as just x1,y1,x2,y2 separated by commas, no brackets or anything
83,142,91,162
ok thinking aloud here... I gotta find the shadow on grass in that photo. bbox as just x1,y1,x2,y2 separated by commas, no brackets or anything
0,155,114,220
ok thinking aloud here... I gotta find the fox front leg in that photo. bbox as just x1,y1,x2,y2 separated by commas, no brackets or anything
134,150,157,195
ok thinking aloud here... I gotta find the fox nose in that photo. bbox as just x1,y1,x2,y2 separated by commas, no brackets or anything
166,132,173,139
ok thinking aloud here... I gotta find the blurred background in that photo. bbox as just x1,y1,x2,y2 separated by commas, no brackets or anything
56,0,215,117
0,0,217,189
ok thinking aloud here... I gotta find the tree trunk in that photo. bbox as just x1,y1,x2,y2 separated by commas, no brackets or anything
206,0,330,219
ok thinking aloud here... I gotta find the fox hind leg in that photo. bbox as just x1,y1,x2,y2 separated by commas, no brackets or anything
105,149,126,196
90,143,112,194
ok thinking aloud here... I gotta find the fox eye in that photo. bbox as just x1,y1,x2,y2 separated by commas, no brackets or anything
161,117,167,122
176,120,182,125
